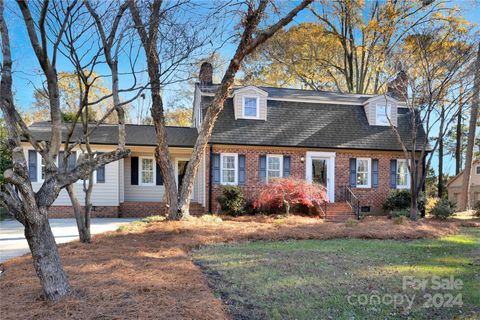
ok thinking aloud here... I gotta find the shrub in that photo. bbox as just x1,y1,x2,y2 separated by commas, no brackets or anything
425,197,439,215
243,199,260,215
217,186,245,216
345,218,358,227
430,199,455,220
383,190,411,211
389,208,410,218
393,216,408,224
254,178,328,215
473,201,480,217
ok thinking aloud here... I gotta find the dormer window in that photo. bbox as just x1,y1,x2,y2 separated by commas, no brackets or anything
375,103,391,126
243,96,259,118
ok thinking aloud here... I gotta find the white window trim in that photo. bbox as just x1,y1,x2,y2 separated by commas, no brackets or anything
38,152,46,182
396,159,410,189
356,158,371,188
375,103,392,126
242,96,260,119
266,154,283,182
139,156,156,186
220,153,238,185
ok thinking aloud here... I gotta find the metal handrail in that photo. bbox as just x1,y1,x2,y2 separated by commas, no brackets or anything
344,185,361,220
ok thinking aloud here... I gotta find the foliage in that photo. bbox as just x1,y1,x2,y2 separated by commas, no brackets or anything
165,107,192,127
254,178,328,215
425,197,439,215
217,186,245,216
393,216,408,225
345,218,358,227
430,199,456,220
32,71,117,123
389,209,410,219
383,190,412,211
474,201,480,217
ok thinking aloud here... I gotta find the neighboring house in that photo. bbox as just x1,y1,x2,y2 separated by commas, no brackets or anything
447,159,480,208
22,64,427,220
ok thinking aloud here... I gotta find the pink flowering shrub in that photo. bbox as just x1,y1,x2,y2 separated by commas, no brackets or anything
254,178,329,215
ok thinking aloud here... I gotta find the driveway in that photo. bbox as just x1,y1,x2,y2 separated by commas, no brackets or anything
0,218,139,262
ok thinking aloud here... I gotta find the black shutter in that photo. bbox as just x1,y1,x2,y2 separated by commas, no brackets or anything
259,155,267,182
28,150,37,182
212,154,220,184
131,157,139,185
283,156,291,177
372,159,379,188
156,163,163,185
238,155,246,184
349,158,356,187
390,159,397,188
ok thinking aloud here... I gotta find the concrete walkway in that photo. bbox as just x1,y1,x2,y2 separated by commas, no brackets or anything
0,218,139,262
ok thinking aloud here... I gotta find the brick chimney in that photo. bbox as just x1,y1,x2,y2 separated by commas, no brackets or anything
199,62,213,86
387,70,408,101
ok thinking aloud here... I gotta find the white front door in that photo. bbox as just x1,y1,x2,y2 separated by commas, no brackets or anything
306,152,335,202
175,158,194,200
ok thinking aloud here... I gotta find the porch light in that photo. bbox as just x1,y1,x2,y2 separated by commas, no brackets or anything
300,155,305,163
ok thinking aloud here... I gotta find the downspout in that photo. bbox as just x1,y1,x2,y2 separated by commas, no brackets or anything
208,143,213,213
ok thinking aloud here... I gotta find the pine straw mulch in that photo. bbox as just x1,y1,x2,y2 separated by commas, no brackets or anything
0,215,478,320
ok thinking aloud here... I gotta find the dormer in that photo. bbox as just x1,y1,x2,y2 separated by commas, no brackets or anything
363,95,399,127
233,86,268,120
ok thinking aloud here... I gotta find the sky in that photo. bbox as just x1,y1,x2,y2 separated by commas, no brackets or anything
3,0,480,176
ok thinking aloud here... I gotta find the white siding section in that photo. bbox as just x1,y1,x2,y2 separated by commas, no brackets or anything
119,158,125,203
123,150,203,203
363,96,398,126
25,148,120,206
233,87,268,120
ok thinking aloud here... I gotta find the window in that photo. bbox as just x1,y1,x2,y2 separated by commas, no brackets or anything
476,166,480,175
356,158,371,188
267,155,282,180
396,159,409,189
376,104,391,125
221,153,237,185
243,96,259,118
140,157,155,185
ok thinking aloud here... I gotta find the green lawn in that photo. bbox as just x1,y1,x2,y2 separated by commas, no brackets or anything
192,228,480,320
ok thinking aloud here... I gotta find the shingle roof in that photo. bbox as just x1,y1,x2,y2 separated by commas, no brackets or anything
199,84,375,104
204,97,427,151
24,122,198,147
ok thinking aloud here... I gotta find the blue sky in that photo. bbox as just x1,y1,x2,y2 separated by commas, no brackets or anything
4,1,480,176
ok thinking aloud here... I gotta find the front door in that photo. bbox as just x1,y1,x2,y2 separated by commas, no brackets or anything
306,152,335,202
312,158,328,188
176,159,194,199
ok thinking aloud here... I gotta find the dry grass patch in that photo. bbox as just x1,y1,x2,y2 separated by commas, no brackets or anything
0,215,473,320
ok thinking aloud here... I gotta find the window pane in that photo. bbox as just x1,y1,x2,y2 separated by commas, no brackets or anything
41,156,46,180
268,157,280,170
476,166,480,174
357,173,368,186
142,171,153,183
397,160,408,186
141,159,154,183
244,97,257,117
224,156,234,169
357,159,367,173
376,105,390,125
222,169,235,183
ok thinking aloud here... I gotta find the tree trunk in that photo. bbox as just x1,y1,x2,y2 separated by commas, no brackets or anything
24,210,71,301
437,104,445,198
66,184,90,243
459,43,480,211
455,85,464,175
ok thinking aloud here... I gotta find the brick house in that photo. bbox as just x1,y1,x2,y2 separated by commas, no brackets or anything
447,159,480,207
22,64,427,220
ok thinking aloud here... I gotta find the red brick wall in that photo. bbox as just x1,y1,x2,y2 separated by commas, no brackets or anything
48,206,119,218
207,145,307,214
119,202,206,217
206,145,419,215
